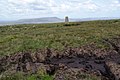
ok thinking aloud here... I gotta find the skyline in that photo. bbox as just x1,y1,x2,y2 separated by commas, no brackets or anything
0,0,120,21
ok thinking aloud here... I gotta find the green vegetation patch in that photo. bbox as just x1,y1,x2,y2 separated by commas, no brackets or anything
0,72,53,80
0,19,120,55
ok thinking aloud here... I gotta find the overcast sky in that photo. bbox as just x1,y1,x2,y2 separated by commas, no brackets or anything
0,0,120,20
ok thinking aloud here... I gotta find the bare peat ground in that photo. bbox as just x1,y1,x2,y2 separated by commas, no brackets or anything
0,37,120,80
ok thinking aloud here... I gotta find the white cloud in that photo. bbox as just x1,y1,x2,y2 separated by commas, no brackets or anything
51,0,99,14
0,0,120,20
112,0,120,7
78,0,99,11
1,0,99,15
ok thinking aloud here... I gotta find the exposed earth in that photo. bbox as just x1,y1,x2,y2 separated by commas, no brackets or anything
0,37,120,80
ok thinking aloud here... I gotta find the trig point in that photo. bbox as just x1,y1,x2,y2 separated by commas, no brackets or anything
65,16,69,22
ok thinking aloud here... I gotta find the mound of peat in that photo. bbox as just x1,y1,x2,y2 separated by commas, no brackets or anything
0,37,120,80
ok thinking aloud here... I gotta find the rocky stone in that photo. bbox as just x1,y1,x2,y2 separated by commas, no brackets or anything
105,61,120,80
34,52,45,62
54,68,101,80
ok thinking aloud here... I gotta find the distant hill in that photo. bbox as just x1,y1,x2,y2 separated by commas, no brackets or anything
0,17,120,26
70,17,120,22
17,17,63,23
0,17,63,26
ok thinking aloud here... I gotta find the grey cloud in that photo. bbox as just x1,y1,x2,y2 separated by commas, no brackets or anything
69,0,80,3
29,2,41,6
10,2,22,7
28,2,50,11
31,7,46,10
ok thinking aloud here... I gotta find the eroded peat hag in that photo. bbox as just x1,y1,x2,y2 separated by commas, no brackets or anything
0,37,120,80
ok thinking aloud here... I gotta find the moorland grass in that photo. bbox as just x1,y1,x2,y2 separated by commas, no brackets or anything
0,19,120,56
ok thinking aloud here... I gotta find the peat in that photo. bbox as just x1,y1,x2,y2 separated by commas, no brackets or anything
0,37,120,80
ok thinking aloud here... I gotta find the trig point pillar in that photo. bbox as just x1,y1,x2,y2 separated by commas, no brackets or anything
65,16,69,22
